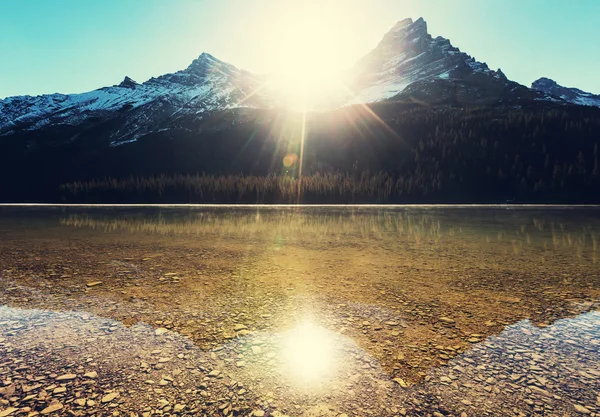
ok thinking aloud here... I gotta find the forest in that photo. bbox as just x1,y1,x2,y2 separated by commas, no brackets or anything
2,101,600,203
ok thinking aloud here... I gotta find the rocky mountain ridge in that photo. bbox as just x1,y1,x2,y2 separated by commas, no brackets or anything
1,18,597,147
532,77,600,107
0,53,268,145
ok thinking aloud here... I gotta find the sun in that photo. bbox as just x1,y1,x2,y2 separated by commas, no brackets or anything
265,1,350,110
280,321,337,383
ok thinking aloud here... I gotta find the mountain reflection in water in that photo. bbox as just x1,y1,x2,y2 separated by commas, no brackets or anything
0,206,598,416
59,207,599,260
0,304,599,415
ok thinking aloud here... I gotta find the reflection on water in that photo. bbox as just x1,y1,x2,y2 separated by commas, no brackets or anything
1,304,599,415
56,207,600,260
429,310,600,416
280,321,337,384
0,205,599,415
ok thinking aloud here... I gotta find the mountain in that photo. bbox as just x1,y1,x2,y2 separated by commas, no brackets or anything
0,53,269,146
5,102,599,204
531,77,600,108
2,17,600,204
347,18,547,106
0,16,565,146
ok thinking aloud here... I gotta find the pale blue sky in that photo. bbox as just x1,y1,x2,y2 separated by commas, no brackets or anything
1,0,599,99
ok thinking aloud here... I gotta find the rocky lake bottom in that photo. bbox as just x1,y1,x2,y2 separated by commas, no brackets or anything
0,206,599,417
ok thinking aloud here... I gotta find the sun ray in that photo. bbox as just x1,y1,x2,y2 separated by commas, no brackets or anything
297,111,306,204
235,80,270,107
338,82,403,141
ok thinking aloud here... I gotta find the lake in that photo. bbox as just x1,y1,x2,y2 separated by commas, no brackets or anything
0,205,599,416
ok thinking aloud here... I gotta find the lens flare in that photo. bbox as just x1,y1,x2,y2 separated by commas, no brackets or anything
283,153,298,167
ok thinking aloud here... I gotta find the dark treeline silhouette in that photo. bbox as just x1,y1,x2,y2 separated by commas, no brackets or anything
60,172,425,204
2,101,600,203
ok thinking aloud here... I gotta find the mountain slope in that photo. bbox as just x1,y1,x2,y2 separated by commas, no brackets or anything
347,18,543,105
0,53,269,145
0,16,594,153
532,78,600,108
3,102,600,203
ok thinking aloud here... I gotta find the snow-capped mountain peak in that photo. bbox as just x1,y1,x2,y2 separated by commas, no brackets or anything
532,77,558,90
0,51,268,145
387,17,427,38
118,76,139,89
531,77,600,108
347,17,529,104
1,17,596,149
184,53,234,77
389,18,414,32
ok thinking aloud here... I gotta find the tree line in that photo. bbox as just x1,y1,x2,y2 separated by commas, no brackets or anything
2,101,600,203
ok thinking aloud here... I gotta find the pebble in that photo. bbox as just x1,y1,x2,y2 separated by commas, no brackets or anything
1,216,600,417
55,373,77,381
393,378,408,388
41,402,63,414
101,392,120,403
573,404,591,414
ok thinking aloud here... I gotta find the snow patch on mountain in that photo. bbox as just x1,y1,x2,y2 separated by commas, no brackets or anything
0,53,269,144
1,18,595,148
531,78,600,108
346,17,512,104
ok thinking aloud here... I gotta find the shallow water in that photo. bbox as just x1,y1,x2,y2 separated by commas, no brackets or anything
0,205,599,416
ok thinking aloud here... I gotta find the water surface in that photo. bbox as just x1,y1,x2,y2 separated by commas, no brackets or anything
0,205,599,416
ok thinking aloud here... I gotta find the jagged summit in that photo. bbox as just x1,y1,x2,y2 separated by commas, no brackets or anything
118,76,139,89
186,52,225,72
1,17,597,148
387,17,426,35
379,17,428,51
531,77,600,107
390,17,413,30
198,52,217,61
348,17,527,104
533,77,558,89
0,51,268,145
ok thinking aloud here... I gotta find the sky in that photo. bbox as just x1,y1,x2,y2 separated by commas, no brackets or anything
1,0,600,99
